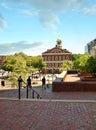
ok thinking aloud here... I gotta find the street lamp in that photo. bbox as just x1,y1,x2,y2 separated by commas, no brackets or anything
52,68,54,82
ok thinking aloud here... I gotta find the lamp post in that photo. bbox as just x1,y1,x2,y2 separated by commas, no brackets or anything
18,81,21,99
39,69,41,80
26,85,28,98
47,75,50,87
52,68,54,82
18,76,23,99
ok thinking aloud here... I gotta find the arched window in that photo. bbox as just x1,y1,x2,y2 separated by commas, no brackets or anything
59,56,61,61
55,56,58,61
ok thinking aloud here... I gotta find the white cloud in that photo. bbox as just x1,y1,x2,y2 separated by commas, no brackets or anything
0,15,8,31
5,0,89,29
18,9,33,16
24,46,44,56
21,0,87,11
0,40,44,55
83,5,96,14
1,0,95,31
39,10,60,29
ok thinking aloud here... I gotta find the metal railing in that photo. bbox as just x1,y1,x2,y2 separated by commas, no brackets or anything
31,87,42,99
18,80,41,100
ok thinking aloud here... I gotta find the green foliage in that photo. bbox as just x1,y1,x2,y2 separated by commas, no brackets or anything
2,54,26,73
60,60,73,72
72,54,83,61
73,54,90,73
2,53,46,87
35,56,46,70
2,56,15,71
26,55,46,71
72,54,96,77
86,56,96,77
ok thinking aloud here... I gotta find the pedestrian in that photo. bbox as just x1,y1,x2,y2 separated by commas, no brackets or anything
27,76,32,88
18,76,23,99
18,76,23,87
42,76,46,89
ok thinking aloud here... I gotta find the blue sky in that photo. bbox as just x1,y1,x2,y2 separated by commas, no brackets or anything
0,0,96,56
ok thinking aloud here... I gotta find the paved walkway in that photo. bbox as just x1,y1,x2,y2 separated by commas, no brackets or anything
0,86,96,100
0,74,96,130
0,87,96,130
0,98,96,130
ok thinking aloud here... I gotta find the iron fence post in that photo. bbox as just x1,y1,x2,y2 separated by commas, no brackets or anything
26,86,28,98
18,82,21,99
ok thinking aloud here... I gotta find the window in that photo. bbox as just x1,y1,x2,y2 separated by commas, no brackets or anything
55,56,58,61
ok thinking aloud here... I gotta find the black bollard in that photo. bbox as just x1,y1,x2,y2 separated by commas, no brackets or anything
18,82,21,99
18,76,23,99
26,86,28,98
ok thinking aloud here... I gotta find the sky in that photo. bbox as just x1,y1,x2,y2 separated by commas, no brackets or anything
0,0,96,56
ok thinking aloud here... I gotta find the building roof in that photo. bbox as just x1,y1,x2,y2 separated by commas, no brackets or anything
42,46,72,55
87,39,96,45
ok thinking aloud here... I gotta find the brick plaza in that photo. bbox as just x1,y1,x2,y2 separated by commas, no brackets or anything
0,74,96,130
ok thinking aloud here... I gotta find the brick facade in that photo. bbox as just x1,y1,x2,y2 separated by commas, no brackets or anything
52,81,96,92
42,39,72,73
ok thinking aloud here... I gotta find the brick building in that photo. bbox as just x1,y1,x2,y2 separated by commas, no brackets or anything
42,39,72,73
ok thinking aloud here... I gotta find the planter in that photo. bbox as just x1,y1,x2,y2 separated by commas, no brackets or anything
80,76,96,81
78,73,92,77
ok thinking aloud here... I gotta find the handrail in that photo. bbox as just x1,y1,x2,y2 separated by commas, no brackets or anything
31,86,42,99
18,78,41,99
23,80,41,99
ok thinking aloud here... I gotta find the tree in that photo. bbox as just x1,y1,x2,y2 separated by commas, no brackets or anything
2,54,27,87
2,53,46,87
72,54,83,61
72,54,96,77
86,56,96,77
73,54,90,73
2,55,16,72
60,60,73,72
36,56,46,71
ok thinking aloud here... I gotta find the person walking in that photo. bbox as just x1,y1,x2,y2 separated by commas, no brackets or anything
27,76,32,88
42,76,46,89
26,76,31,98
18,76,23,87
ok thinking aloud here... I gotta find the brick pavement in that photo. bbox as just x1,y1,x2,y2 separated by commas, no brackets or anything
0,99,96,130
0,87,96,130
1,87,96,100
0,74,96,130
